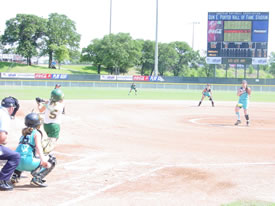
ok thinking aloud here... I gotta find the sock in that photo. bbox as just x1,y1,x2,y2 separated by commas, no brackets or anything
245,114,249,121
212,101,214,106
198,101,201,106
236,112,240,120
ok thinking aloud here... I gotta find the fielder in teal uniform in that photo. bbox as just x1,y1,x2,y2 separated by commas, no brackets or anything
11,113,56,187
198,84,214,107
235,80,251,126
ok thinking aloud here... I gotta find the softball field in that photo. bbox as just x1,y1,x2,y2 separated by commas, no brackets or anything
2,100,275,206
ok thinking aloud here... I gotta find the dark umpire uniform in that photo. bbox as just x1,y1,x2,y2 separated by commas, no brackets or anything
0,97,20,191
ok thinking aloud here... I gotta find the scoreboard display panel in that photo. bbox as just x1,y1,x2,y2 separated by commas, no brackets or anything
207,12,269,65
224,21,252,42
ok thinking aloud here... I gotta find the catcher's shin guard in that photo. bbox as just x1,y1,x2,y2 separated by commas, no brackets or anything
31,155,56,180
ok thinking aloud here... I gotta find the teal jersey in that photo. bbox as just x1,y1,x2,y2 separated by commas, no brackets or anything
239,87,249,102
16,129,40,171
238,87,249,109
203,88,211,97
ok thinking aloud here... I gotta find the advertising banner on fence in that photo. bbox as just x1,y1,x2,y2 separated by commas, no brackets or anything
1,72,35,79
35,73,52,79
149,76,165,82
116,75,133,81
100,75,117,80
133,75,149,81
51,74,68,80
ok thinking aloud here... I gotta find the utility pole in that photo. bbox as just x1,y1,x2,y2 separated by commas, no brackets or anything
109,0,112,34
154,0,159,76
192,22,200,49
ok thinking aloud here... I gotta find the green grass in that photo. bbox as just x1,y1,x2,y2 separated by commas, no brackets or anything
60,65,108,74
0,62,107,74
222,200,275,206
0,87,274,102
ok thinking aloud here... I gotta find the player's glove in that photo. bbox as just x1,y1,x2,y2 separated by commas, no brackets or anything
36,97,45,104
10,97,19,118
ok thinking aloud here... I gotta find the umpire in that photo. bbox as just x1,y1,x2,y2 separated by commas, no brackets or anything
0,97,20,191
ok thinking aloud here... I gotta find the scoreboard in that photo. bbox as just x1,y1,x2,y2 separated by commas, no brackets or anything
206,12,269,65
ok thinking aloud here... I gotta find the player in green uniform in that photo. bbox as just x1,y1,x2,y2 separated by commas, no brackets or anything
198,84,214,107
36,88,65,154
128,82,137,95
235,80,251,126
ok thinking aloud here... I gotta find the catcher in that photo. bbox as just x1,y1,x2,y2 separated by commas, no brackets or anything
11,113,56,187
36,88,65,154
235,80,251,126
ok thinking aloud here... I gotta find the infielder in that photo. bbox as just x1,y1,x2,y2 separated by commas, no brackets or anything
128,83,137,95
198,84,215,107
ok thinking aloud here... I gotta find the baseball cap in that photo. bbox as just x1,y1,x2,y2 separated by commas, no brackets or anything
1,97,16,108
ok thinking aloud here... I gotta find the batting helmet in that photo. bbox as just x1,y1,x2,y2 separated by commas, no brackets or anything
25,113,41,128
1,96,17,108
51,89,64,102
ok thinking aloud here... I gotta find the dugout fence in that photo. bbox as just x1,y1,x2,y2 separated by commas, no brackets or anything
1,80,275,92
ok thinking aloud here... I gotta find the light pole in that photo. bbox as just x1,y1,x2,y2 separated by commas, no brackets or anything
154,0,159,76
109,0,112,34
192,21,200,50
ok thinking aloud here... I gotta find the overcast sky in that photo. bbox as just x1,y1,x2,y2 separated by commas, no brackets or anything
0,0,273,53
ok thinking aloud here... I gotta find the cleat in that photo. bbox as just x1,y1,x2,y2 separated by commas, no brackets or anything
234,120,241,126
30,178,48,187
246,121,249,126
0,180,13,191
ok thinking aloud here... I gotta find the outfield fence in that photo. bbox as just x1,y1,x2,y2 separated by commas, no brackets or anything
1,79,275,92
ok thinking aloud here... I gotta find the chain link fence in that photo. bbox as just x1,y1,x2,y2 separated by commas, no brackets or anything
0,80,275,92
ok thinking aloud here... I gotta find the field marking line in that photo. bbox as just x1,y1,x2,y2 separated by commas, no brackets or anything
57,161,275,206
52,160,155,186
189,117,275,130
54,151,87,157
57,165,166,206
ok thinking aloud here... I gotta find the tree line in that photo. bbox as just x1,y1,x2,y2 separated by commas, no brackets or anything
81,33,208,76
0,13,80,68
